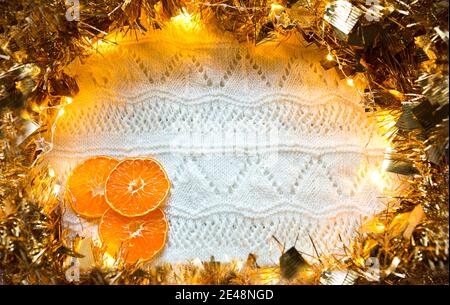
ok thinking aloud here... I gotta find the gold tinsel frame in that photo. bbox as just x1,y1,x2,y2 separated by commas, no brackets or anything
0,0,448,285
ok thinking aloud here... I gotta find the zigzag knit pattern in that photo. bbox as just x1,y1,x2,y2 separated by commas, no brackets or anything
46,24,390,265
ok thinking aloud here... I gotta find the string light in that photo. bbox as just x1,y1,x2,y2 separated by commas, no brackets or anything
270,3,285,20
361,218,386,234
53,184,61,196
48,168,55,177
20,110,30,120
346,78,355,86
302,268,316,279
270,3,284,12
57,108,65,117
64,96,73,104
374,223,385,233
369,169,386,191
171,8,198,31
191,257,203,269
31,103,41,113
102,253,116,268
326,53,334,61
235,260,244,272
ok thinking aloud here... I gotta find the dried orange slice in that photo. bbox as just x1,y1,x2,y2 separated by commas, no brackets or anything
99,208,168,264
67,156,119,218
105,158,170,217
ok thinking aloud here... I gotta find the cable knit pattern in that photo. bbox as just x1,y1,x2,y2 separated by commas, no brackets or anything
46,25,389,265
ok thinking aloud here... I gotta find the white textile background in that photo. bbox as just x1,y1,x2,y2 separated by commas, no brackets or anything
46,25,389,265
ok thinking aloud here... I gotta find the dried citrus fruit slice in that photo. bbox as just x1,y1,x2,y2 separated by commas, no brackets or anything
99,208,168,264
67,156,119,218
105,158,170,217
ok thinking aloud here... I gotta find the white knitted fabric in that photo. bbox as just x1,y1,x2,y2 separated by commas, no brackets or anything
46,24,389,265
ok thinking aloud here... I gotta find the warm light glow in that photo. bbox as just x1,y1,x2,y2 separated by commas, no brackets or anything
326,53,334,61
20,110,30,120
369,169,385,191
235,260,244,272
346,78,355,86
370,221,386,233
361,218,385,234
58,108,65,117
375,223,385,232
392,256,401,265
357,257,366,267
53,184,61,196
31,103,41,113
86,35,123,53
102,253,116,268
270,3,284,12
384,118,397,131
64,96,73,104
259,267,280,284
48,168,55,177
92,39,111,51
171,8,198,31
301,268,316,279
191,257,203,268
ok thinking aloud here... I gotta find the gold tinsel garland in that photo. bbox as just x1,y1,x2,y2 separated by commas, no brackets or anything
0,0,448,285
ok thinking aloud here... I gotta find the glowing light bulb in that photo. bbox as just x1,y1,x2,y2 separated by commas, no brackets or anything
235,260,244,272
64,96,73,104
370,170,381,183
102,253,116,268
303,268,316,279
171,8,197,30
49,168,55,177
270,3,284,11
346,78,355,86
31,103,41,113
192,257,203,268
369,169,385,191
326,53,334,61
376,223,385,232
20,110,30,120
53,184,61,196
58,108,65,117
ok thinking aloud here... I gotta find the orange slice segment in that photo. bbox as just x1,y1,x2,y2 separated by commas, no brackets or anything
67,156,119,218
99,208,168,264
105,158,170,217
